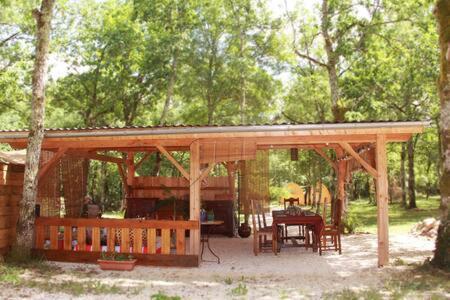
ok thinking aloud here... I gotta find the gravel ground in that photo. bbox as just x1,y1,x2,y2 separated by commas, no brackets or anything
0,232,438,300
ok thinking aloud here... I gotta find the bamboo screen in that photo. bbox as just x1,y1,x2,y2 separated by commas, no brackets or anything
37,151,61,217
37,153,87,217
239,150,270,217
200,140,256,164
61,156,87,217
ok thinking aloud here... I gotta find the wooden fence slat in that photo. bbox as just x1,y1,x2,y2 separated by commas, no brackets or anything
50,226,58,250
63,226,71,250
121,228,130,253
92,227,100,252
35,217,199,230
176,229,185,255
107,228,115,252
147,228,156,254
133,228,143,254
35,225,45,249
161,229,170,254
78,227,86,251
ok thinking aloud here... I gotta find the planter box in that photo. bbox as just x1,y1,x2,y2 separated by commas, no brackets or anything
97,259,137,271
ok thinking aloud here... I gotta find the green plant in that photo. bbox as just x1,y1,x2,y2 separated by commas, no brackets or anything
342,212,362,234
151,291,181,300
100,252,134,261
224,277,233,285
231,283,248,296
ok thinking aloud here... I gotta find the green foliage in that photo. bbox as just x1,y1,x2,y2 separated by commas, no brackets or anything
230,283,248,297
349,196,441,234
342,213,362,234
100,252,134,261
0,0,443,213
151,292,181,300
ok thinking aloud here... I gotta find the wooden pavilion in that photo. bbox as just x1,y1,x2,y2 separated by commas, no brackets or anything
0,121,428,267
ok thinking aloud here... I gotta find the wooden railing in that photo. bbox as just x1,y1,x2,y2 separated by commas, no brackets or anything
34,217,199,256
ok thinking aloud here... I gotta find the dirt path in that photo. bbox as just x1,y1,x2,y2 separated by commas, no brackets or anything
0,233,439,299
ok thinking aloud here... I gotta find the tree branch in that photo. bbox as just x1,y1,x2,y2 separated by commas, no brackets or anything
0,31,20,47
294,49,328,68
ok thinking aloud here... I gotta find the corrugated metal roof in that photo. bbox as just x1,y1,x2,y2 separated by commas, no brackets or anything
0,120,429,133
0,120,430,139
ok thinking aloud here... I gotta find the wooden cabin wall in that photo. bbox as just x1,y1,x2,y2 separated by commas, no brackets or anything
0,163,23,255
131,176,231,201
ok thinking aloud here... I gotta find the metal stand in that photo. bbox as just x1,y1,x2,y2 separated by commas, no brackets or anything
200,225,220,264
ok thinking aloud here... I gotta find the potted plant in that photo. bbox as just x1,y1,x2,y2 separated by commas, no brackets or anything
97,252,137,271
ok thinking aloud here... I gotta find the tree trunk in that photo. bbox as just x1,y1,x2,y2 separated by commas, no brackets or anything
321,0,344,122
16,0,55,254
400,143,407,207
160,49,178,126
432,0,450,270
407,138,417,209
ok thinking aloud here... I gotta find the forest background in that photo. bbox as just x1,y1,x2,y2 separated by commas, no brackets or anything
0,0,440,213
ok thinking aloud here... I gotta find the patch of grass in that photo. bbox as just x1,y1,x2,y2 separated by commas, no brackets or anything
231,283,248,297
348,196,440,234
323,288,382,300
151,291,181,300
26,279,122,296
392,257,406,266
224,277,233,285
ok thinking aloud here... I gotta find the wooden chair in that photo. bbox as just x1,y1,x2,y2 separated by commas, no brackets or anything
283,197,305,243
251,199,279,255
283,197,300,209
319,199,342,255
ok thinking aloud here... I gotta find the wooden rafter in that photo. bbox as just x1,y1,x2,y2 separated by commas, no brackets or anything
313,147,337,172
198,163,216,183
135,152,152,170
156,145,190,181
339,142,378,178
68,151,124,164
38,147,67,180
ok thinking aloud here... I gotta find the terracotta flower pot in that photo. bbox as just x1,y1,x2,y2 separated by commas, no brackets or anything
97,259,137,271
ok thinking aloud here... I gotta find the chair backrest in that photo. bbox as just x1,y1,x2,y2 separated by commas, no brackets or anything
322,198,328,224
250,199,267,231
283,197,300,209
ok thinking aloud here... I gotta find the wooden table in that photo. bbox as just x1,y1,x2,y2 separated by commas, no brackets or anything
272,211,324,252
201,220,224,263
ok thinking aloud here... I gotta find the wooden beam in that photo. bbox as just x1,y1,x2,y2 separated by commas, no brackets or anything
198,163,216,184
126,152,135,186
117,163,126,187
375,134,389,267
156,144,190,181
189,140,201,257
67,151,124,164
339,142,378,178
135,152,152,170
38,148,67,180
313,147,337,172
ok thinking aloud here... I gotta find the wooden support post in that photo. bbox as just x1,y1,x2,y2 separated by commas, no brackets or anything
156,145,190,181
375,134,389,267
126,152,135,186
189,140,201,257
314,147,338,173
339,142,378,178
335,148,347,212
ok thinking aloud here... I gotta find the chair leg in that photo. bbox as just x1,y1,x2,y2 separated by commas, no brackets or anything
338,234,342,254
253,235,258,256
